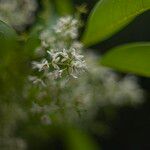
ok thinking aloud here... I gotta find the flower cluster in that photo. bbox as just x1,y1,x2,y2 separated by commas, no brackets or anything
32,16,87,81
29,16,144,126
0,0,38,31
29,52,144,125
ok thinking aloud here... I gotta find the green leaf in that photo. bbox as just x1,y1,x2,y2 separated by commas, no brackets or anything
0,20,18,60
0,20,17,39
66,128,99,150
54,0,73,15
82,0,150,46
24,25,41,57
39,0,53,25
101,42,150,77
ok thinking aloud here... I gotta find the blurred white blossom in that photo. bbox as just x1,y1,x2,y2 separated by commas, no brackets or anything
41,115,51,125
0,0,38,31
53,16,78,39
29,53,144,125
0,103,27,150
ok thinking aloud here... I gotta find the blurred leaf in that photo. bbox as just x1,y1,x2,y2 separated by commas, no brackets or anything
24,25,41,57
66,128,99,150
54,0,73,15
101,42,150,77
82,0,150,46
0,20,18,63
0,20,17,49
39,0,53,25
0,20,17,39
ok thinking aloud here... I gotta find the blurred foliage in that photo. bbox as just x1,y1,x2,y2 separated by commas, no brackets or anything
54,0,74,16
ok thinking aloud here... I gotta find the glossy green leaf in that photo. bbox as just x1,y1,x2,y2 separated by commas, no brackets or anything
101,42,150,77
82,0,150,46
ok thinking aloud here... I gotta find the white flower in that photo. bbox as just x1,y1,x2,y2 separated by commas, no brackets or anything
53,16,78,39
49,70,63,80
32,59,49,72
71,48,84,60
47,51,61,69
47,48,87,79
28,76,46,87
69,59,86,78
60,49,69,62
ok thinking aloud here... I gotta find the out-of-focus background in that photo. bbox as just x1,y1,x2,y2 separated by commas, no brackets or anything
77,0,150,149
0,0,150,150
